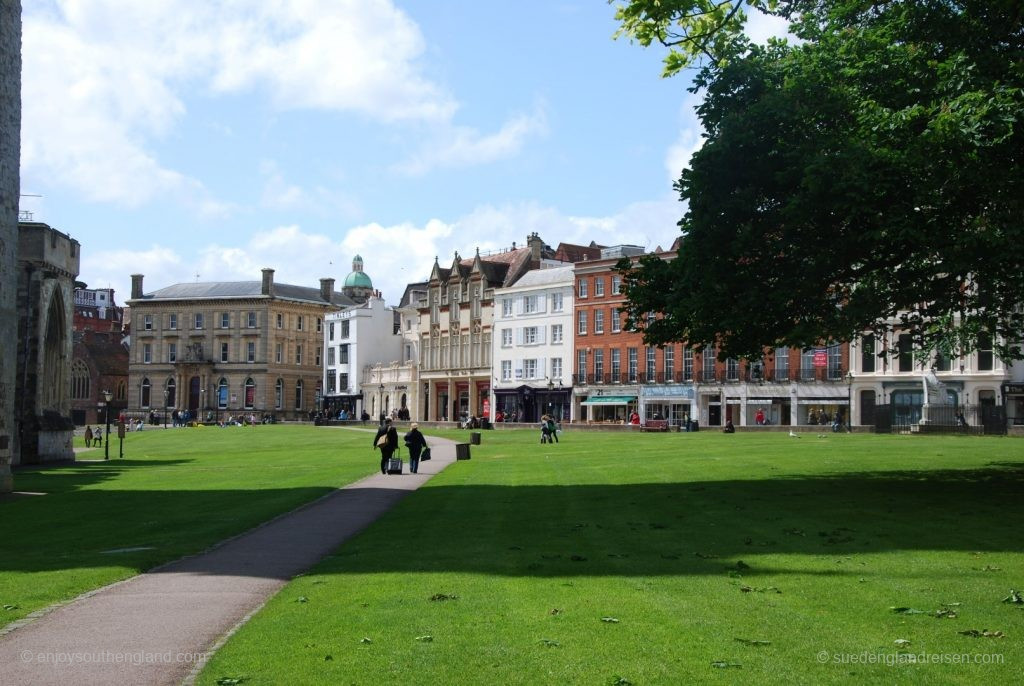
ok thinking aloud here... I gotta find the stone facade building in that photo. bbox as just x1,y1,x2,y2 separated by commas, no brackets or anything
362,281,426,421
125,269,355,422
418,234,558,423
1,0,20,490
14,222,81,463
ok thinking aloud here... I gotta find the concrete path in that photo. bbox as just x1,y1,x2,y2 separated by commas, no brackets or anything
0,433,457,686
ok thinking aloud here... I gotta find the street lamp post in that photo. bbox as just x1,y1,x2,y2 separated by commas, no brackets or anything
102,389,113,460
163,389,168,429
379,383,386,424
845,371,853,432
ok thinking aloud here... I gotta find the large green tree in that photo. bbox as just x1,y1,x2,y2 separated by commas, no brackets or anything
613,0,1024,361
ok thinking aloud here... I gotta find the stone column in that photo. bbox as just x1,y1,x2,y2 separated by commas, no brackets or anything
446,378,455,423
0,1,22,492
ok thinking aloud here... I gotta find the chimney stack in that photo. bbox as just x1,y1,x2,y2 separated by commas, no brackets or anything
261,268,275,296
130,274,144,299
528,232,544,261
320,277,335,302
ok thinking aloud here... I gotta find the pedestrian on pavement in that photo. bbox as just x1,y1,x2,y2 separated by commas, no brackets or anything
373,418,399,475
404,422,428,474
84,426,93,447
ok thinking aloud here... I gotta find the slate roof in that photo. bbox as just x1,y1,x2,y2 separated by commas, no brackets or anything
140,281,357,307
506,265,574,289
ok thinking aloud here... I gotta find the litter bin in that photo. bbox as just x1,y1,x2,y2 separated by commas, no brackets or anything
470,431,481,445
455,443,471,460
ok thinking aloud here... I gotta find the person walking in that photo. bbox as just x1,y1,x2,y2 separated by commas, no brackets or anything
84,426,93,447
404,423,428,474
373,417,399,475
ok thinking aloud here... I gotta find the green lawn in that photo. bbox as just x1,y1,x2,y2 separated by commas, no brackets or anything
198,431,1024,685
0,425,380,624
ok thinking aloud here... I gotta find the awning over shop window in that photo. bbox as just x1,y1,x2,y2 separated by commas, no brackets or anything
581,396,637,406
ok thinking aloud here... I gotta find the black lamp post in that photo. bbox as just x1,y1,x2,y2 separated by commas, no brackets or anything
163,389,168,429
845,371,853,432
379,383,386,423
102,389,112,460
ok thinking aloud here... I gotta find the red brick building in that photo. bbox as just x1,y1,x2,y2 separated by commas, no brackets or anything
572,245,851,428
71,287,129,426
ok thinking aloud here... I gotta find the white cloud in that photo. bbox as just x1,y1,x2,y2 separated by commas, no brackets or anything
102,194,684,311
209,0,456,122
20,0,460,209
394,104,548,176
455,199,682,256
744,9,796,45
82,245,184,304
257,161,361,218
664,91,705,182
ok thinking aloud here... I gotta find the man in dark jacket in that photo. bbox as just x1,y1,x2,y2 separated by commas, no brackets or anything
373,418,399,474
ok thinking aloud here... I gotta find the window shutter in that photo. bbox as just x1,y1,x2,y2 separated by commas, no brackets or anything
537,326,546,344
516,328,524,345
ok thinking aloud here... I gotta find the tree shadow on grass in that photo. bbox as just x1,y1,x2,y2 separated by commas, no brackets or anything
1,464,1021,580
326,463,1024,578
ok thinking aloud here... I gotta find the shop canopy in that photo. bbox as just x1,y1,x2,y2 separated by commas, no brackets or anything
581,396,637,406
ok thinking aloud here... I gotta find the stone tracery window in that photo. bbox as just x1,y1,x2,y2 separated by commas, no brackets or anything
71,360,90,400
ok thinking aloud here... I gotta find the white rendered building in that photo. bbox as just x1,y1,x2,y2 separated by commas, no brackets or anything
491,265,574,423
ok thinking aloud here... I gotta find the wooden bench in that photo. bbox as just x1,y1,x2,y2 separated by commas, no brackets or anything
641,419,669,432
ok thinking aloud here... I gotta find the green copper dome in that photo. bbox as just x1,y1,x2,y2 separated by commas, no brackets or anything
343,254,373,289
344,271,373,288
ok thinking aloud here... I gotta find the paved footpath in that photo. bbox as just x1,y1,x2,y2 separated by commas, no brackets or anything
0,432,457,686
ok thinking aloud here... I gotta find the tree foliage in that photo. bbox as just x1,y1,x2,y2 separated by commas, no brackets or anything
614,0,1024,361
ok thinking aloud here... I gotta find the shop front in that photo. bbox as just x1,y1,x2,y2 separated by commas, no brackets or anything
494,385,570,423
640,384,695,428
322,393,363,419
1004,383,1024,426
579,394,637,423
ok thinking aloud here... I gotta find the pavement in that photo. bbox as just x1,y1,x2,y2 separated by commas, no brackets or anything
0,432,458,686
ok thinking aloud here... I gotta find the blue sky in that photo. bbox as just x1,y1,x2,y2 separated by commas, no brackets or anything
19,1,786,307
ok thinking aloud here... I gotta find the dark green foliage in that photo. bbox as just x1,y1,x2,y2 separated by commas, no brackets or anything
615,1,1024,360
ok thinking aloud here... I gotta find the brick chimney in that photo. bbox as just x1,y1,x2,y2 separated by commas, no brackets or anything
130,274,144,299
261,268,275,296
320,277,335,302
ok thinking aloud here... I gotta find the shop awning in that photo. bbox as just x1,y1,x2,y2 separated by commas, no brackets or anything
581,396,637,406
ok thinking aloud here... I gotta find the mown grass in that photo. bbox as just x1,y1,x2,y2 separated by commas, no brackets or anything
199,430,1024,685
0,425,380,624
